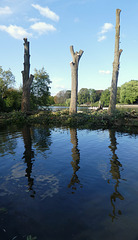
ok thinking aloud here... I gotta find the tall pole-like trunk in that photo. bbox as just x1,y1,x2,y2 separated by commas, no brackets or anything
68,128,80,191
108,9,123,114
22,126,35,198
21,38,34,113
108,129,124,221
69,45,83,114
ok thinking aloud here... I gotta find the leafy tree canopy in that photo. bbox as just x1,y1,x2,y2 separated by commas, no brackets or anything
100,87,120,107
89,89,97,103
65,98,71,107
120,80,138,104
78,88,90,104
48,96,55,105
100,88,110,107
78,88,102,105
31,67,51,97
4,88,22,111
31,67,52,107
0,66,15,96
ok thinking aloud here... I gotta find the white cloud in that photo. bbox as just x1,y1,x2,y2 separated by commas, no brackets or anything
99,70,111,75
98,22,113,42
32,4,59,22
0,25,32,40
100,23,114,34
29,18,40,22
0,6,12,15
98,35,106,42
30,22,56,35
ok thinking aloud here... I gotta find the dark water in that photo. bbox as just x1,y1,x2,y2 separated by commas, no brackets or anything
0,126,138,240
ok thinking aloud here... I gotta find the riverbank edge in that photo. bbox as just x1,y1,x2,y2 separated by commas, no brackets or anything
0,109,138,133
78,104,138,107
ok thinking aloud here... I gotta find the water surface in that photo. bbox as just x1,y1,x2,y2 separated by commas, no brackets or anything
0,126,138,240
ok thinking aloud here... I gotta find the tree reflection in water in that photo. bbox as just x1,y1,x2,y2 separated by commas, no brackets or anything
68,128,82,193
22,126,35,198
108,129,124,222
0,129,17,156
31,127,52,154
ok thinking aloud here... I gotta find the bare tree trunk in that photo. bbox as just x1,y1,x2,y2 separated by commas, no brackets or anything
21,38,34,113
108,9,123,114
22,126,35,198
68,128,81,191
69,46,83,114
108,129,124,221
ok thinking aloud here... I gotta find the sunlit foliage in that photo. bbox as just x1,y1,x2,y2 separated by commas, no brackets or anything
120,80,138,104
31,67,52,109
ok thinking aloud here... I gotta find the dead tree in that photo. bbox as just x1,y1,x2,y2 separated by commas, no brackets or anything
108,9,123,114
21,38,34,113
108,129,124,221
22,126,35,198
69,45,84,114
68,128,81,191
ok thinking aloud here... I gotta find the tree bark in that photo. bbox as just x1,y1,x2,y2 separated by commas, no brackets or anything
69,46,84,114
108,9,123,114
21,38,34,113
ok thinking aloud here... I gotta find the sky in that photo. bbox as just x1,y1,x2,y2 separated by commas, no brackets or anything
0,0,138,96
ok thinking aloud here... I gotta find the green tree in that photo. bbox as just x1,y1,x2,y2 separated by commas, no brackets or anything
78,88,90,105
65,98,71,107
48,96,55,105
100,87,120,107
0,66,15,95
0,67,15,92
4,88,22,111
120,80,138,104
31,67,51,108
95,90,103,102
89,89,97,103
65,90,71,100
100,89,110,107
0,66,15,111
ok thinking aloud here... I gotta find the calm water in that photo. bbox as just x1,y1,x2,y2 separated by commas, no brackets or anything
44,106,91,113
0,126,138,240
44,105,138,112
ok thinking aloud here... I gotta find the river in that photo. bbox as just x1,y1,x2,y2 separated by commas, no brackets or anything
0,126,138,240
41,105,138,113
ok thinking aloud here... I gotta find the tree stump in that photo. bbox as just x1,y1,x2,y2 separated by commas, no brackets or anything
69,46,83,114
21,38,34,113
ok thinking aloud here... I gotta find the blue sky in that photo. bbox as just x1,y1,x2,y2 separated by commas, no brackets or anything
0,0,138,96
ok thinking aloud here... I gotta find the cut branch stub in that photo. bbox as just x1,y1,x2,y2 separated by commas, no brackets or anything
70,45,84,66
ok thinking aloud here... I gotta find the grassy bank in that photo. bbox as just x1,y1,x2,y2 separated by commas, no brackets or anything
0,109,138,133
